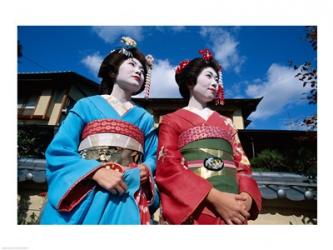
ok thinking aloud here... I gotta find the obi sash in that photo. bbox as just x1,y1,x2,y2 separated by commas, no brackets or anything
179,125,238,194
78,119,144,165
78,118,152,225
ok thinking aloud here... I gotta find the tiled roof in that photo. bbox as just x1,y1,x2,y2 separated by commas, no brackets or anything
253,172,317,201
18,158,46,183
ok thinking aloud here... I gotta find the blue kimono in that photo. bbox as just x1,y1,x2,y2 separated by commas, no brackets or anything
40,95,159,224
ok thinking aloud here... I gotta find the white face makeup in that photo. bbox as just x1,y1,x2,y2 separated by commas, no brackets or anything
191,67,219,105
115,58,145,94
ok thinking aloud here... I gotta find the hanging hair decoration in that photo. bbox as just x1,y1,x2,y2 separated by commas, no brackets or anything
176,60,190,74
144,54,154,99
215,64,225,105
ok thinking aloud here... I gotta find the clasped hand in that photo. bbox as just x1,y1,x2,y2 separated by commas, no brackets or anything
207,188,252,225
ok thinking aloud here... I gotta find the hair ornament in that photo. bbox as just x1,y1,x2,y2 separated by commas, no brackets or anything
176,60,190,74
198,48,213,61
121,36,137,48
116,36,138,57
144,54,154,99
215,64,224,105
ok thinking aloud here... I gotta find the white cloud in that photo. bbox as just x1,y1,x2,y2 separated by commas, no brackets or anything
199,27,245,73
225,80,247,98
135,59,181,98
92,26,144,44
81,52,103,76
150,59,181,98
246,63,311,120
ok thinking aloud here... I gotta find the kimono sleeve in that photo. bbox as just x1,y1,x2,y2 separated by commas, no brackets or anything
156,115,212,224
45,99,102,212
141,113,158,175
230,122,262,220
139,113,159,212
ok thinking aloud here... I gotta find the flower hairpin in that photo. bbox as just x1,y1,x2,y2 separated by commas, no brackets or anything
116,36,137,57
199,48,213,61
121,36,137,48
176,60,190,74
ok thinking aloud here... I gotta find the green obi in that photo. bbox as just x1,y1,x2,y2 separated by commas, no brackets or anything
181,138,239,194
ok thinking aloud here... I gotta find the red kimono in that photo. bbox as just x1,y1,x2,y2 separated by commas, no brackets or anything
156,108,262,224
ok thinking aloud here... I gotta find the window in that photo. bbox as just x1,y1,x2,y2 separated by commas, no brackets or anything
18,88,41,117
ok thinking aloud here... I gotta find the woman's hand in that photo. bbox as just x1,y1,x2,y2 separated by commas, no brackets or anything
207,188,250,225
138,164,149,184
92,167,128,195
236,192,253,212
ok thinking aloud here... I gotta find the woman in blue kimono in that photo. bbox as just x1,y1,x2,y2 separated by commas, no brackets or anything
40,37,159,224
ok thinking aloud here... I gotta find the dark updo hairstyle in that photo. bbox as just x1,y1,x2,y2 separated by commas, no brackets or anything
175,57,220,101
98,47,148,95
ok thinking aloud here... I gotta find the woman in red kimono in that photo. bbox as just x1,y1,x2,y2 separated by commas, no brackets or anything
156,49,262,224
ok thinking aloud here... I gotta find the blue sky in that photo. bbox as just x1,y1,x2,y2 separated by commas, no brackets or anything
18,26,317,130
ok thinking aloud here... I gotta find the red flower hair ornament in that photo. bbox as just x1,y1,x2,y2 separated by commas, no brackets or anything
199,48,213,61
176,60,190,74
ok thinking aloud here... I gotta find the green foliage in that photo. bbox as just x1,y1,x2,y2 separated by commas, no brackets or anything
306,26,317,51
291,146,317,177
251,148,317,177
288,26,317,130
18,126,53,158
251,149,288,172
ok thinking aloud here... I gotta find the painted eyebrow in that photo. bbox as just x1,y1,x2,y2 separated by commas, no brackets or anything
205,70,218,78
130,59,144,71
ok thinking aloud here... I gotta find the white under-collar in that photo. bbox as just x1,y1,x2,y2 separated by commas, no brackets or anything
184,106,214,121
102,95,134,116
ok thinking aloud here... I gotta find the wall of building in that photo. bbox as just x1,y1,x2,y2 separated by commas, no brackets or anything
232,109,244,129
